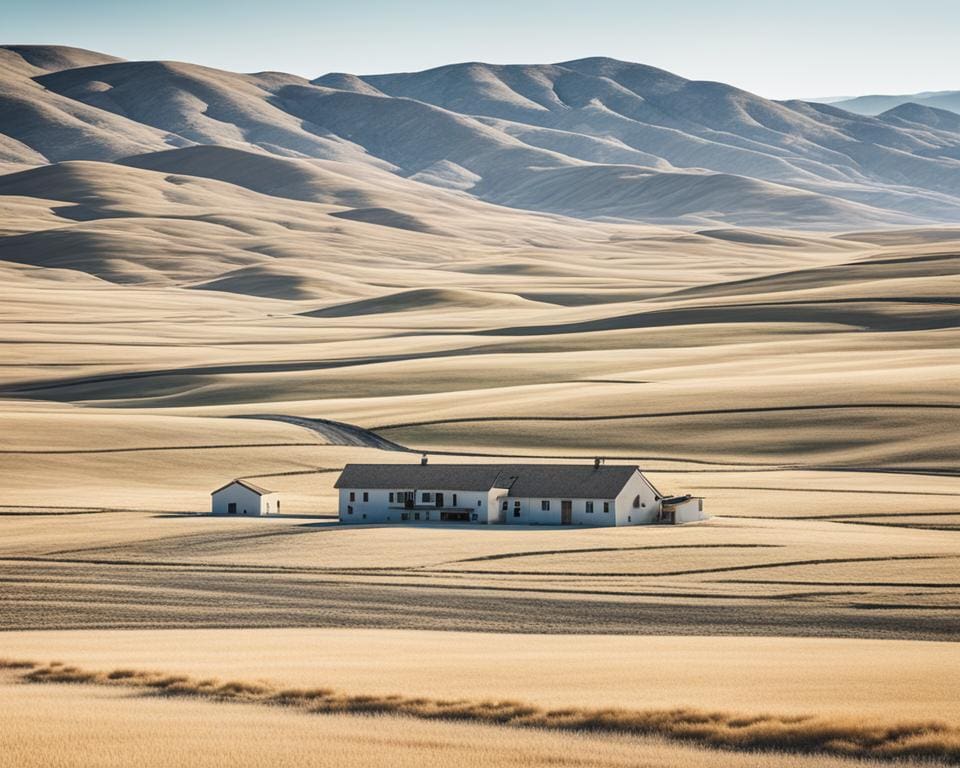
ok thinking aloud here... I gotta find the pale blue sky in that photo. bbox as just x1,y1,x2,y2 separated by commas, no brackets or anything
3,0,957,99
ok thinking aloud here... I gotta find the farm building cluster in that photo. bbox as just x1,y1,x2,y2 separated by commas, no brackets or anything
211,458,704,526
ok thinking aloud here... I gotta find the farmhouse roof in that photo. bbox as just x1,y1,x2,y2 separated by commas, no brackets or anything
210,479,274,496
335,463,652,498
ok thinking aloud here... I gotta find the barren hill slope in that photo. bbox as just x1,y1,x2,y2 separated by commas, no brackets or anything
4,46,960,226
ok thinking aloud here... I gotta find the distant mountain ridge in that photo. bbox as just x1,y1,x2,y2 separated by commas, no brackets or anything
822,91,960,116
2,45,960,227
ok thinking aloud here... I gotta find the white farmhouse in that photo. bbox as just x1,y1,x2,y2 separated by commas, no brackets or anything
210,479,280,516
334,459,703,526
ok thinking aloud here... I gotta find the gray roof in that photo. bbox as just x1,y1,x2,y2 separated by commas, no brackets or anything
211,479,273,496
335,463,652,499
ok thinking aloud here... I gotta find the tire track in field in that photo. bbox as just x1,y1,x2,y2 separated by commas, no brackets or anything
370,402,960,431
443,543,780,566
427,554,954,579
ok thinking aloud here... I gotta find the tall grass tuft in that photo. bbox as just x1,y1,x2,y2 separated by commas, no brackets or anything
5,659,959,763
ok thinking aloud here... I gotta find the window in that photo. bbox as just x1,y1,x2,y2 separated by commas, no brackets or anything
513,509,521,518
349,491,355,502
228,502,236,514
452,494,458,506
362,514,366,519
502,500,508,511
541,500,550,511
633,495,640,508
347,506,353,514
389,492,394,503
277,500,280,513
362,492,369,502
586,501,594,513
414,512,420,521
422,492,432,503
603,501,610,513
401,513,409,521
477,499,482,507
471,513,478,521
628,516,632,523
513,501,521,518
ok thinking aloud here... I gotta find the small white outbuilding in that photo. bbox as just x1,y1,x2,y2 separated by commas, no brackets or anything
210,479,280,516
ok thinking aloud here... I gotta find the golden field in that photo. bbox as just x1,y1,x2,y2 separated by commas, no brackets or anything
6,678,927,768
1,115,959,764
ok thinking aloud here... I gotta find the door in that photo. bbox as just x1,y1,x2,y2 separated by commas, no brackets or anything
227,502,237,515
561,500,572,525
435,492,444,507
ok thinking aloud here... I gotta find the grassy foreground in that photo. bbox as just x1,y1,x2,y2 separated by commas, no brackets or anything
4,659,957,764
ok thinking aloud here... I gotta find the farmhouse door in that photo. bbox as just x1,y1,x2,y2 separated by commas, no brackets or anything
436,493,444,507
561,500,572,525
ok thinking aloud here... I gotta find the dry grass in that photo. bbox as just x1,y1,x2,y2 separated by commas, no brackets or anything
2,659,957,764
1,680,912,768
3,629,959,722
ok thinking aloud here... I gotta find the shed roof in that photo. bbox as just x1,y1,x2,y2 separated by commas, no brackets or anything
211,479,274,496
335,463,651,499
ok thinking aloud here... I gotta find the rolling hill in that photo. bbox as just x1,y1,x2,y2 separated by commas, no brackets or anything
3,45,960,228
825,90,960,116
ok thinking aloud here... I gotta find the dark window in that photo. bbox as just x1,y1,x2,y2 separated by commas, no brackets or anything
362,514,366,519
401,513,409,521
452,494,458,506
277,500,280,513
414,512,420,521
502,500,508,511
477,499,482,507
628,516,632,523
228,502,237,514
347,505,353,514
586,501,594,513
362,492,369,502
389,492,394,503
471,513,478,521
603,501,610,513
349,492,355,502
513,509,521,518
541,500,550,511
422,492,432,503
633,495,640,508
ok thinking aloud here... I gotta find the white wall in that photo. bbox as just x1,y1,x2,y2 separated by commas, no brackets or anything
211,484,278,516
671,497,705,524
501,496,618,526
339,487,502,524
337,471,663,526
613,471,661,525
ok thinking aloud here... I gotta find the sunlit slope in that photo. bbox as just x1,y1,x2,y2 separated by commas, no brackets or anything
5,45,960,225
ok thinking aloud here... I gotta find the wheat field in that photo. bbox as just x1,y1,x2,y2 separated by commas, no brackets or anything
1,86,959,766
6,678,926,768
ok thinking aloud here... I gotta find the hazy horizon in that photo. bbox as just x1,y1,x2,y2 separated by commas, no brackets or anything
5,0,958,100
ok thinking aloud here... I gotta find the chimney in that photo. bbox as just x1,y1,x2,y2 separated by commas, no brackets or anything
594,456,604,470
420,454,429,465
